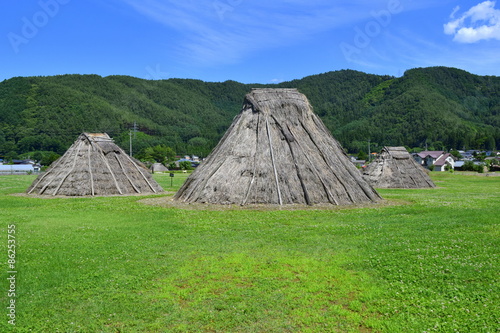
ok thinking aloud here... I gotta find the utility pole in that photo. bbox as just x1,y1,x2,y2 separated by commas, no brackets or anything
129,122,137,157
129,130,133,157
368,139,371,162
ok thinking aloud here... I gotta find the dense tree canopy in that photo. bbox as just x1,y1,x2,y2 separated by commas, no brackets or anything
0,67,498,163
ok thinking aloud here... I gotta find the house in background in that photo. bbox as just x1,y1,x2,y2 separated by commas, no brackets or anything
454,161,465,170
433,153,455,171
175,158,194,169
413,151,455,171
459,151,474,160
182,155,200,163
0,158,41,174
12,159,35,165
349,156,366,168
0,164,40,175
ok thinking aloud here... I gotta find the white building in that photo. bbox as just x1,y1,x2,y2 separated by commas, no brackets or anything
0,164,40,175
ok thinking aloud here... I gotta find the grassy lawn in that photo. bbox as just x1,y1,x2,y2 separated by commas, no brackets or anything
0,172,498,332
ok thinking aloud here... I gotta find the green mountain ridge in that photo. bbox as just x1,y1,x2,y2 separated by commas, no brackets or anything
1,66,498,161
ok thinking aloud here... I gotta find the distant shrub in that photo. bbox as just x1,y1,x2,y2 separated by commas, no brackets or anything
487,159,499,172
462,160,485,173
450,150,462,159
179,161,193,170
462,161,475,171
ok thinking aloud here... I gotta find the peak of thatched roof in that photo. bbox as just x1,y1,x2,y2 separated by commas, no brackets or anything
385,146,411,160
245,88,310,114
27,133,163,196
151,163,169,173
174,89,381,206
363,146,435,189
86,132,111,139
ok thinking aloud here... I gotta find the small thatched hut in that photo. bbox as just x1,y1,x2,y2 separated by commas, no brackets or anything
151,163,169,173
363,146,435,188
27,133,163,196
174,88,381,205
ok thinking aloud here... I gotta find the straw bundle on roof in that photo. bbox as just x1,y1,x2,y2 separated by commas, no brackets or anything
175,88,381,205
27,133,163,196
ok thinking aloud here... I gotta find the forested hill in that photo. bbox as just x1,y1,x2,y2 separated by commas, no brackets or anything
0,66,499,162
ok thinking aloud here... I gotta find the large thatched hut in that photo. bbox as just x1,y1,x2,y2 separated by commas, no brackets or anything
27,133,163,196
174,88,381,205
363,146,435,188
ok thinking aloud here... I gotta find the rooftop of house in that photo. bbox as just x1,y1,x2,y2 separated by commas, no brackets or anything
416,151,445,159
10,159,36,165
0,164,35,171
434,153,453,166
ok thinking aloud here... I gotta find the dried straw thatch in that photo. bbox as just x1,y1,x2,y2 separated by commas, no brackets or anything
363,146,435,188
151,163,169,173
27,133,163,196
175,88,381,205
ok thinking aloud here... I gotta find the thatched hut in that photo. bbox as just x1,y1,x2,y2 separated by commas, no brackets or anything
363,146,435,188
151,163,169,173
27,133,163,196
174,88,381,205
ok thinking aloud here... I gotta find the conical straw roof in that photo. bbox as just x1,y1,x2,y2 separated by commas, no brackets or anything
363,146,435,188
175,88,381,205
27,133,163,196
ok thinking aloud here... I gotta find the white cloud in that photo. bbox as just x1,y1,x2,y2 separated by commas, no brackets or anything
450,6,460,19
444,1,500,43
382,29,500,77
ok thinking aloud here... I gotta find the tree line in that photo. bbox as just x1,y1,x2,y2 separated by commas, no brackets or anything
0,67,498,165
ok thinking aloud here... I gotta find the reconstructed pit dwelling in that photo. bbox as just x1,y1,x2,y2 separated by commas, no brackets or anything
175,88,381,206
27,133,163,196
363,146,436,189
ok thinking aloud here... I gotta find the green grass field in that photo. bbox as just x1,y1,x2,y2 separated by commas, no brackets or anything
0,172,498,332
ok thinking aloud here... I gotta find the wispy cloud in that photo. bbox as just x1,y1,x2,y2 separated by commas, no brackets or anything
381,29,500,76
119,0,396,66
450,5,460,19
444,1,500,43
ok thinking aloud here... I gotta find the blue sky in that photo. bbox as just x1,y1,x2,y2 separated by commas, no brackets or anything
1,0,500,83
